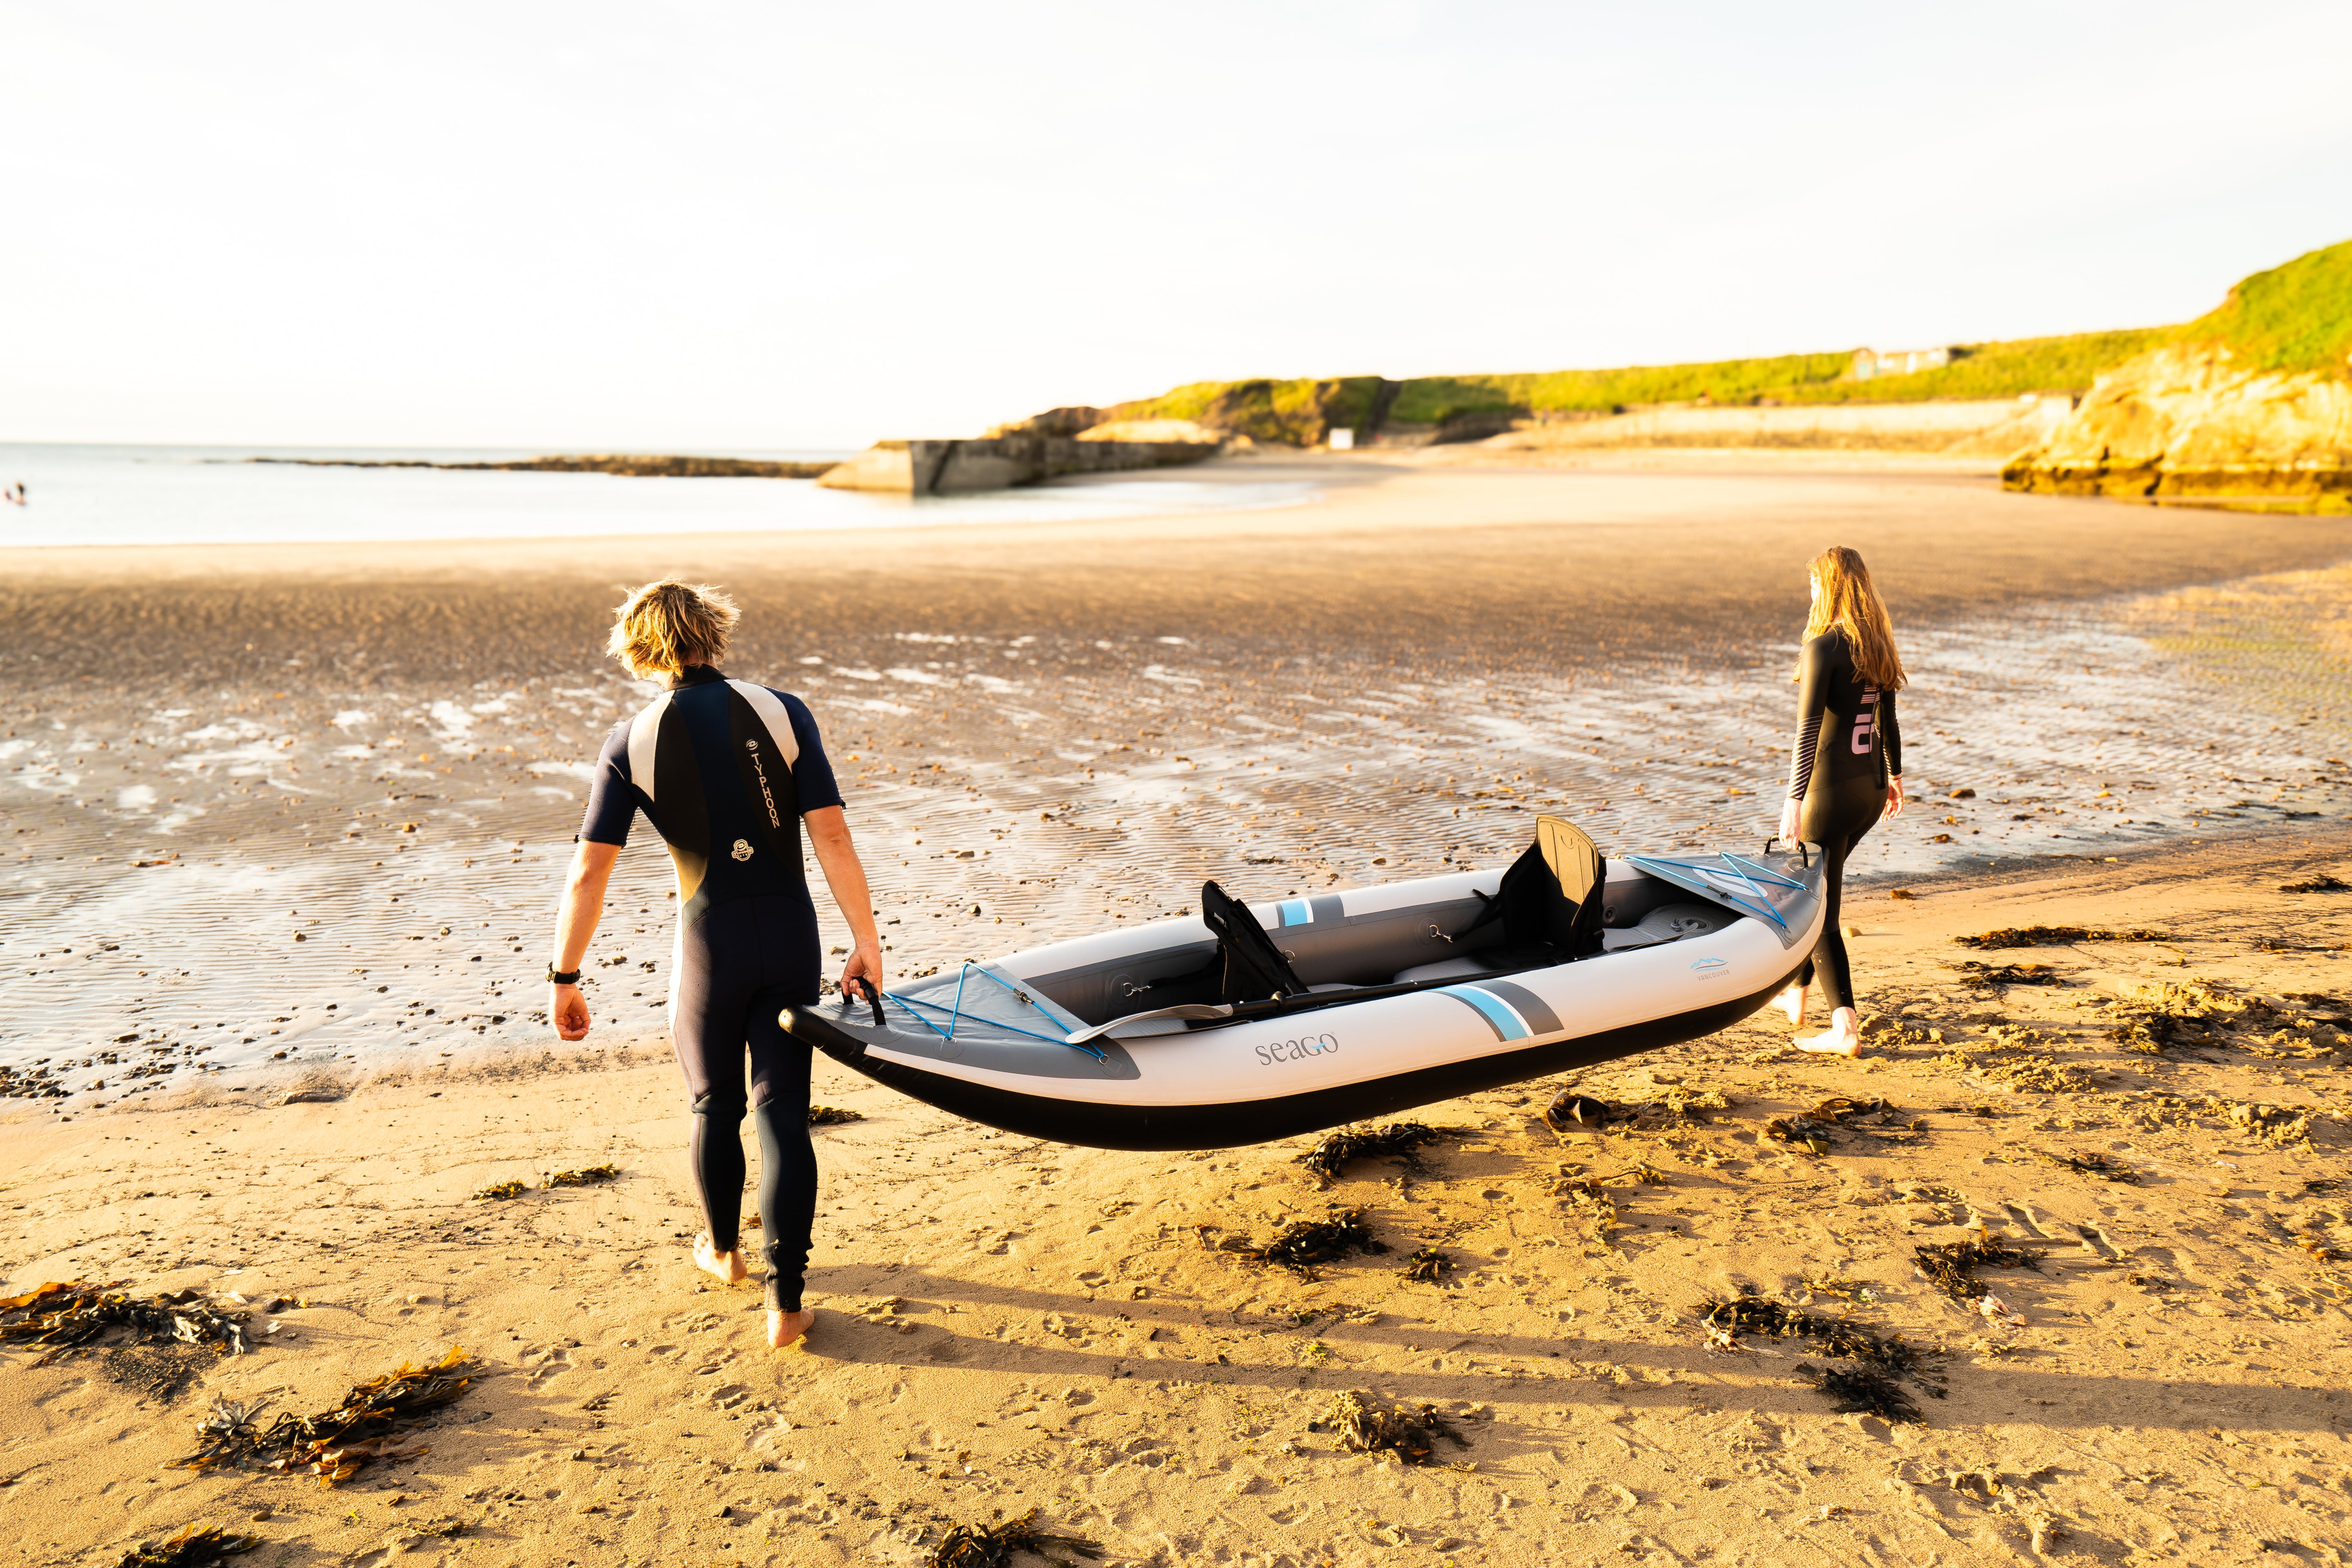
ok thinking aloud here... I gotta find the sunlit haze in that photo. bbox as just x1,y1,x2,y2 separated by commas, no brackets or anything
7,0,2350,448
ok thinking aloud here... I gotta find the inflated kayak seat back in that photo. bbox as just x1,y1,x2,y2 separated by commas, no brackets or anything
1468,815,1608,961
1200,879,1309,1002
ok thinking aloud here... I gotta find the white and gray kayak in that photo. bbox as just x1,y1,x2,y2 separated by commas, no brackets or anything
783,845,1825,1151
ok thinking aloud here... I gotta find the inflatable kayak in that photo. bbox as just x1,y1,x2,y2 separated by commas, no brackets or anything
784,823,1824,1151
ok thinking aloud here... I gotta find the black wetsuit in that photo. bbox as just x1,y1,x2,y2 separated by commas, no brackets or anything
1786,630,1903,1011
579,666,843,1311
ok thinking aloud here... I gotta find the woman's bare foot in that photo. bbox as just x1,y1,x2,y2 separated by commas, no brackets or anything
1796,1007,1862,1057
693,1234,748,1286
1773,982,1807,1026
768,1307,816,1348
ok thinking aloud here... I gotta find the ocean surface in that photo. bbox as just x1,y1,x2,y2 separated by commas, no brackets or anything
0,443,1321,547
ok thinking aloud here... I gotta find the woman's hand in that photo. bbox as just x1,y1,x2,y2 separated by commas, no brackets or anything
553,982,591,1041
838,941,884,1005
1777,798,1800,846
1884,775,1906,821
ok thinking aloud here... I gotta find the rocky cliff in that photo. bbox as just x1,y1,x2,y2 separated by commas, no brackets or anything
2000,346,2352,508
2002,239,2352,510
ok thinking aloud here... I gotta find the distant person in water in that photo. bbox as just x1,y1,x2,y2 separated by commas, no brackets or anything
546,580,884,1348
1772,546,1907,1056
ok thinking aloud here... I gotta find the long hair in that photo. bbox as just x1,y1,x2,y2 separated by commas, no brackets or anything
607,579,740,679
1800,546,1907,690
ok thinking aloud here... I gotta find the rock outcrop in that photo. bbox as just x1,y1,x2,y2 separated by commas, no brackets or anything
815,435,1221,495
2002,238,2352,509
2000,345,2352,509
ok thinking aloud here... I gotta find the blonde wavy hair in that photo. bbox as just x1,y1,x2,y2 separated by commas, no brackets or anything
1800,546,1907,690
607,580,740,679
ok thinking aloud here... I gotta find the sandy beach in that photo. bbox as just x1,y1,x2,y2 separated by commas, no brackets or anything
5,457,2352,1565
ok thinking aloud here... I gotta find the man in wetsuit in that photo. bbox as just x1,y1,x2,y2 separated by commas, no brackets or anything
546,580,882,1348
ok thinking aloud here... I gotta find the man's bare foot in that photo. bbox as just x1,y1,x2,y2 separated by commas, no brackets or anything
768,1307,816,1348
1796,1007,1862,1056
693,1234,748,1286
1773,982,1807,1027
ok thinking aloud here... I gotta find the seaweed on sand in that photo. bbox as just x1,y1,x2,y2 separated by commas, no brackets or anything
1796,1362,1924,1424
546,1164,619,1187
807,1105,866,1125
1238,1208,1388,1276
1955,926,2168,950
1398,1247,1455,1284
0,1281,249,1363
1915,1238,2045,1301
111,1523,258,1568
1695,1294,1944,1422
170,1344,476,1486
471,1180,527,1201
2280,873,2351,893
2042,1151,2139,1183
1299,1122,1443,1185
924,1509,1101,1568
1324,1389,1470,1465
1950,960,2064,989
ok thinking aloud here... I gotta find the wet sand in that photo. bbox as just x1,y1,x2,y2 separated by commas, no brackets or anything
4,459,2352,1563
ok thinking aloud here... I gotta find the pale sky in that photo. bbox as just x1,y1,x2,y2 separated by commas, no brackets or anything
6,1,2349,450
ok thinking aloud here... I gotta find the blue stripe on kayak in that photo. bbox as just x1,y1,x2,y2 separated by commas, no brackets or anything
1478,978,1562,1036
1438,984,1529,1042
1278,899,1313,927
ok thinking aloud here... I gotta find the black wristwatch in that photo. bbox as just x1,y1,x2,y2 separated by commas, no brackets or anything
547,966,581,985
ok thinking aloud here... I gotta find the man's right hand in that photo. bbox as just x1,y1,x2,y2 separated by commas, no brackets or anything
553,983,591,1041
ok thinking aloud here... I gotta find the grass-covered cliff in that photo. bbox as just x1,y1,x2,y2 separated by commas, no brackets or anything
1014,239,2346,448
2003,239,2352,508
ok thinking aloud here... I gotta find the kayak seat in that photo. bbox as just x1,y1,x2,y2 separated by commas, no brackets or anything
1199,878,1310,1002
1463,814,1608,963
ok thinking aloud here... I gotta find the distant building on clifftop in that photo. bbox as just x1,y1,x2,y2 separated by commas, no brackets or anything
1851,345,1953,381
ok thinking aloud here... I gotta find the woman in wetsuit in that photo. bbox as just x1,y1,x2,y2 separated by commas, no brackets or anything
546,581,883,1348
1772,546,1906,1056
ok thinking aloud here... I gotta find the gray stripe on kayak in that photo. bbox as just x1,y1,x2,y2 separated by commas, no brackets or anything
1479,979,1563,1036
1310,895,1347,925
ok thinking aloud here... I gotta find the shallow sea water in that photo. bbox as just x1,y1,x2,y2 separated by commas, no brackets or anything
2,559,2346,1108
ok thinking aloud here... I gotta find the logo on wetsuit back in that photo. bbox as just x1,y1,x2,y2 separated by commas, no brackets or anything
1851,689,1879,755
1255,1032,1340,1067
730,838,754,862
743,736,783,827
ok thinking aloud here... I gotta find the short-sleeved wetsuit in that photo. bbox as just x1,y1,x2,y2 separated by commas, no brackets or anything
579,665,844,1311
1785,630,1904,1011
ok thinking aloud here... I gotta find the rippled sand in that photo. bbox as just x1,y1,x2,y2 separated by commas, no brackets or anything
2,461,2347,1100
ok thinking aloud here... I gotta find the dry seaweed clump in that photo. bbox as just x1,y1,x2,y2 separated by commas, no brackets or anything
1937,1046,2096,1094
2042,1151,2138,1183
1234,1208,1388,1276
471,1180,527,1201
112,1523,258,1568
1955,925,2168,949
546,1164,618,1187
1324,1389,1470,1466
171,1345,475,1486
1545,1085,1734,1134
0,1281,249,1361
807,1105,865,1125
1299,1121,1443,1185
1695,1294,1944,1423
1766,1097,1917,1154
1398,1246,1456,1284
1915,1238,2044,1301
925,1509,1101,1568
1950,960,2064,989
2281,873,2351,893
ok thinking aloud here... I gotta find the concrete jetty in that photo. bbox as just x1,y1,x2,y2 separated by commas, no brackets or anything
816,435,1219,495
